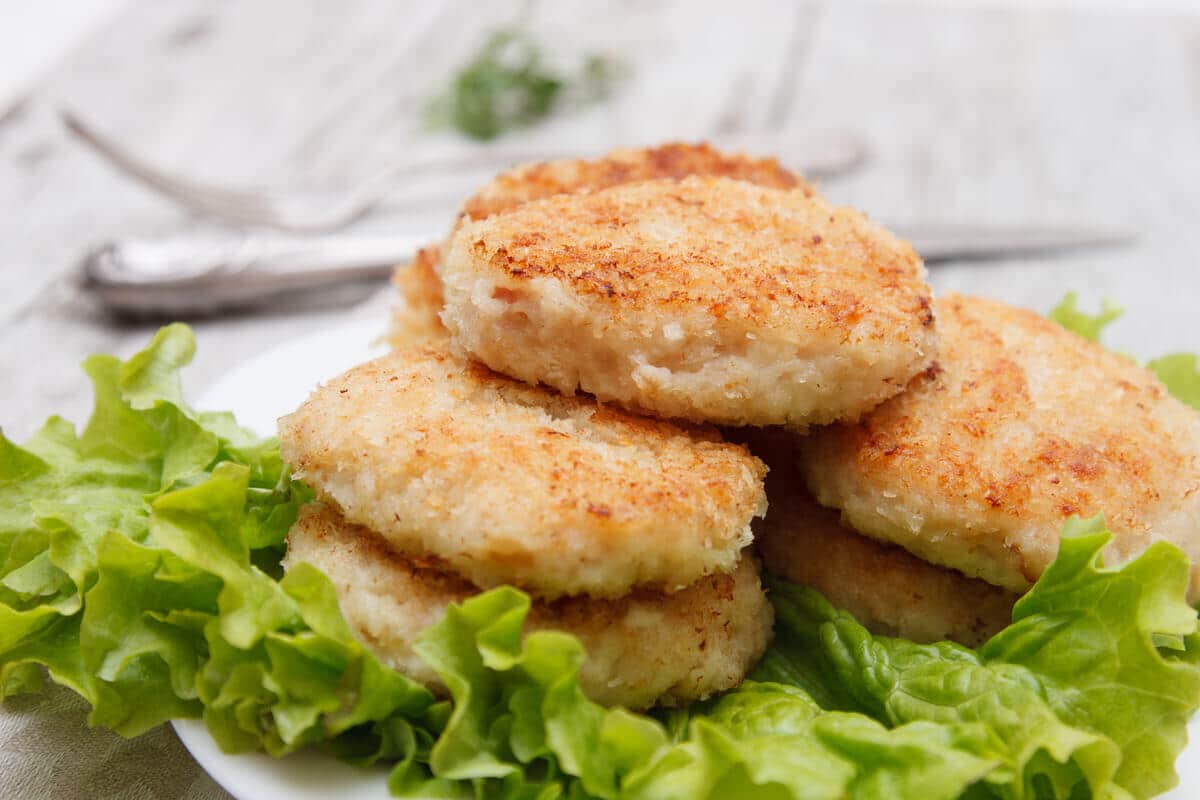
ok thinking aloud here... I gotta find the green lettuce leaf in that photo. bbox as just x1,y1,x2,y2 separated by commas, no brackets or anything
620,684,994,800
409,586,668,798
4,324,1200,800
1049,293,1200,411
407,590,998,800
1049,292,1123,342
406,519,1200,799
0,325,436,760
1148,354,1200,410
759,517,1200,799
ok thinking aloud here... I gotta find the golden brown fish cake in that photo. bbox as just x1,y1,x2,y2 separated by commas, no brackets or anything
751,445,1015,647
737,428,1016,646
278,347,768,600
388,143,810,348
388,244,447,347
440,175,936,427
801,293,1200,595
285,503,773,709
458,141,809,224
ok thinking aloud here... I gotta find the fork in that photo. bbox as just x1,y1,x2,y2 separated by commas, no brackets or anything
61,109,868,234
61,110,546,233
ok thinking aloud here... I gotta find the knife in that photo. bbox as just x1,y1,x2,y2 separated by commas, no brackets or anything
899,224,1134,263
81,225,1135,315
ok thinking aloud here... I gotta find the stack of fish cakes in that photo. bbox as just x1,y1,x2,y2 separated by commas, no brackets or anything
439,174,936,428
281,140,1200,712
282,142,938,709
388,142,809,348
278,348,772,709
756,293,1200,645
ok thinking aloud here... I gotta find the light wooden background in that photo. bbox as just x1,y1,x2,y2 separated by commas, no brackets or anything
4,0,1200,442
2,1,1200,797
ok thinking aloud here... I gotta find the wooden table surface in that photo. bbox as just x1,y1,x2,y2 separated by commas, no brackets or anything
2,1,1199,797
5,0,1200,442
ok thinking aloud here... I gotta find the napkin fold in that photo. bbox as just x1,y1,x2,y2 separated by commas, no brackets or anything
0,685,231,800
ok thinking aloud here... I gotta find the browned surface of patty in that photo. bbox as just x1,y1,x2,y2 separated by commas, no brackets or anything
286,503,774,709
802,293,1200,595
278,346,767,599
736,427,1016,647
756,490,1016,647
451,176,925,331
458,141,811,223
389,142,814,347
389,244,446,346
441,175,935,426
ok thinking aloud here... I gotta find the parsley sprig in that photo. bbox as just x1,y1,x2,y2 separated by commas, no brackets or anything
431,28,623,140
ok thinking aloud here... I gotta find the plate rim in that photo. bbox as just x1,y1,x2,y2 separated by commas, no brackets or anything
171,318,1200,800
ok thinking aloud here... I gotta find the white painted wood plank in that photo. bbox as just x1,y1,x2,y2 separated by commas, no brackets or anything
4,2,1198,429
0,0,814,439
3,4,1200,800
784,3,1200,358
0,0,130,110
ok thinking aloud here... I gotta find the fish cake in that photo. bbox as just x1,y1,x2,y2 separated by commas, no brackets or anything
388,142,809,347
388,244,446,347
278,347,767,600
755,466,1015,647
801,293,1200,594
439,175,936,427
737,427,1014,646
458,140,808,224
285,503,773,709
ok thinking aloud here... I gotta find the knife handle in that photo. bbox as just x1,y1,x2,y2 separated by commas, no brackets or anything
81,232,428,314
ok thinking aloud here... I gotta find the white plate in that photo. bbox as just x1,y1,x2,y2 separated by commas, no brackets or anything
176,320,1200,800
178,320,392,799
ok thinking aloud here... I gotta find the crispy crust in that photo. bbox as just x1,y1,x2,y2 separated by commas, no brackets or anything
285,503,773,709
458,141,811,224
389,142,812,349
388,244,447,347
278,347,768,599
746,430,1015,647
802,293,1200,594
441,175,936,426
451,175,925,334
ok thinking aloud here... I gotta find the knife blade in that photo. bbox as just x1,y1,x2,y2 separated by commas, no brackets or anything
81,224,1135,315
899,224,1135,263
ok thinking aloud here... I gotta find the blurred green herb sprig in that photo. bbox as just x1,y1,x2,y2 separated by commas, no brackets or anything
429,27,624,140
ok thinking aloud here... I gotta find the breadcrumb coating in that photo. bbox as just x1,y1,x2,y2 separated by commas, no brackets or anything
441,175,935,427
278,347,768,599
802,293,1200,596
458,140,810,224
747,430,1015,647
388,244,446,347
388,142,812,348
285,503,773,709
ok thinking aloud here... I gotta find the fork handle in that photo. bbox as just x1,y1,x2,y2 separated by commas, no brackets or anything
81,232,429,314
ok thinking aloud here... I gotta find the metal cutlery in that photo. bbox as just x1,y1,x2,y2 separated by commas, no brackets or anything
81,226,1134,316
63,108,1133,315
80,232,431,313
61,109,868,233
893,224,1133,263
